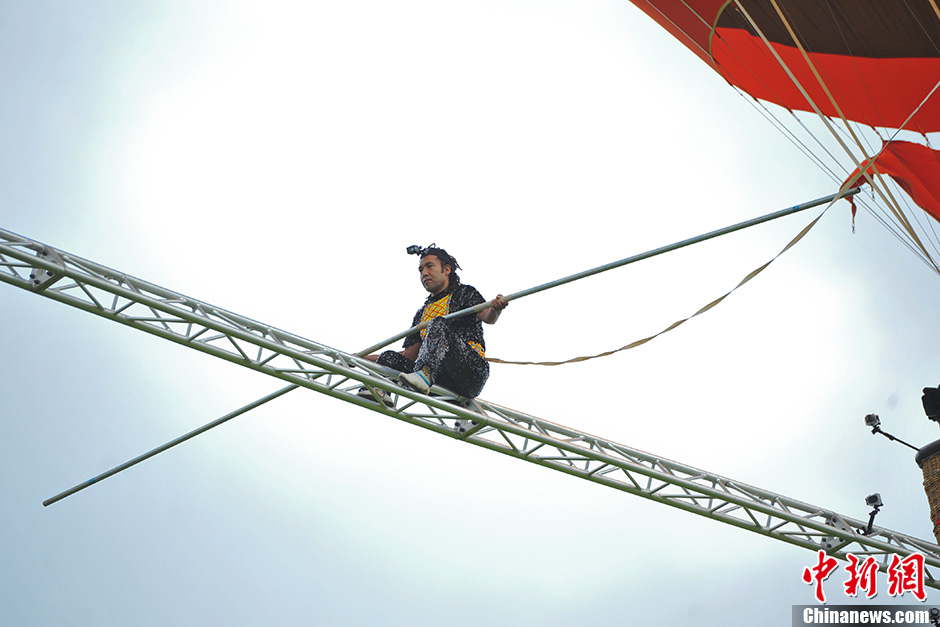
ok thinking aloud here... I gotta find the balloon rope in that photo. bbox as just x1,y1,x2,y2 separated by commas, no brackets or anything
765,0,935,267
644,2,922,262
735,0,940,273
633,1,939,272
734,2,896,222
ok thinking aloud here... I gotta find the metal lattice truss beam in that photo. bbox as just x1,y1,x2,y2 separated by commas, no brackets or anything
2,226,938,587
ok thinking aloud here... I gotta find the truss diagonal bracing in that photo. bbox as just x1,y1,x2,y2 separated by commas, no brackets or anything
2,226,938,587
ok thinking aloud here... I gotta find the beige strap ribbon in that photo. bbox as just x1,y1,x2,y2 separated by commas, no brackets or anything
487,210,825,366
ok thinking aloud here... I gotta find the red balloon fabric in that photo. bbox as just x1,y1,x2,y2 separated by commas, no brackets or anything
626,1,940,132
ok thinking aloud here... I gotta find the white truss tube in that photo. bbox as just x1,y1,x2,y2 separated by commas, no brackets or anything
2,226,938,588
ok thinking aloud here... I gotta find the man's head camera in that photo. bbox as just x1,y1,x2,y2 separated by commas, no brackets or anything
405,243,461,271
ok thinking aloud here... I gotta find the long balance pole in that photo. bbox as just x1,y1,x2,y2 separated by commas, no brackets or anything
43,188,858,506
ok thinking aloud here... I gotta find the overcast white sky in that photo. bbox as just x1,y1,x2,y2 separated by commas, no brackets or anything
2,2,939,625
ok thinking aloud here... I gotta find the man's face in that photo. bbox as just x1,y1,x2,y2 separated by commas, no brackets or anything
419,255,450,294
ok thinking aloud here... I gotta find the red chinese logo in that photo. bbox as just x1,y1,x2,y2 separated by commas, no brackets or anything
886,553,926,602
802,550,839,603
843,554,878,599
802,551,927,603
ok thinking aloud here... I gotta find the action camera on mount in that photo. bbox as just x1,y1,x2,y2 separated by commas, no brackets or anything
406,243,439,256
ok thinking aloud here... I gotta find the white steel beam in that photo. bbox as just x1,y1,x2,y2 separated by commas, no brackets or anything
2,226,937,588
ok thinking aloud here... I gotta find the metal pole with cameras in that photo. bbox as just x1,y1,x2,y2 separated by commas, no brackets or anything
864,414,920,452
864,388,940,545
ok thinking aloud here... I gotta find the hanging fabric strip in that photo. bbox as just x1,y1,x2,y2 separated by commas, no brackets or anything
487,210,825,366
843,141,940,225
